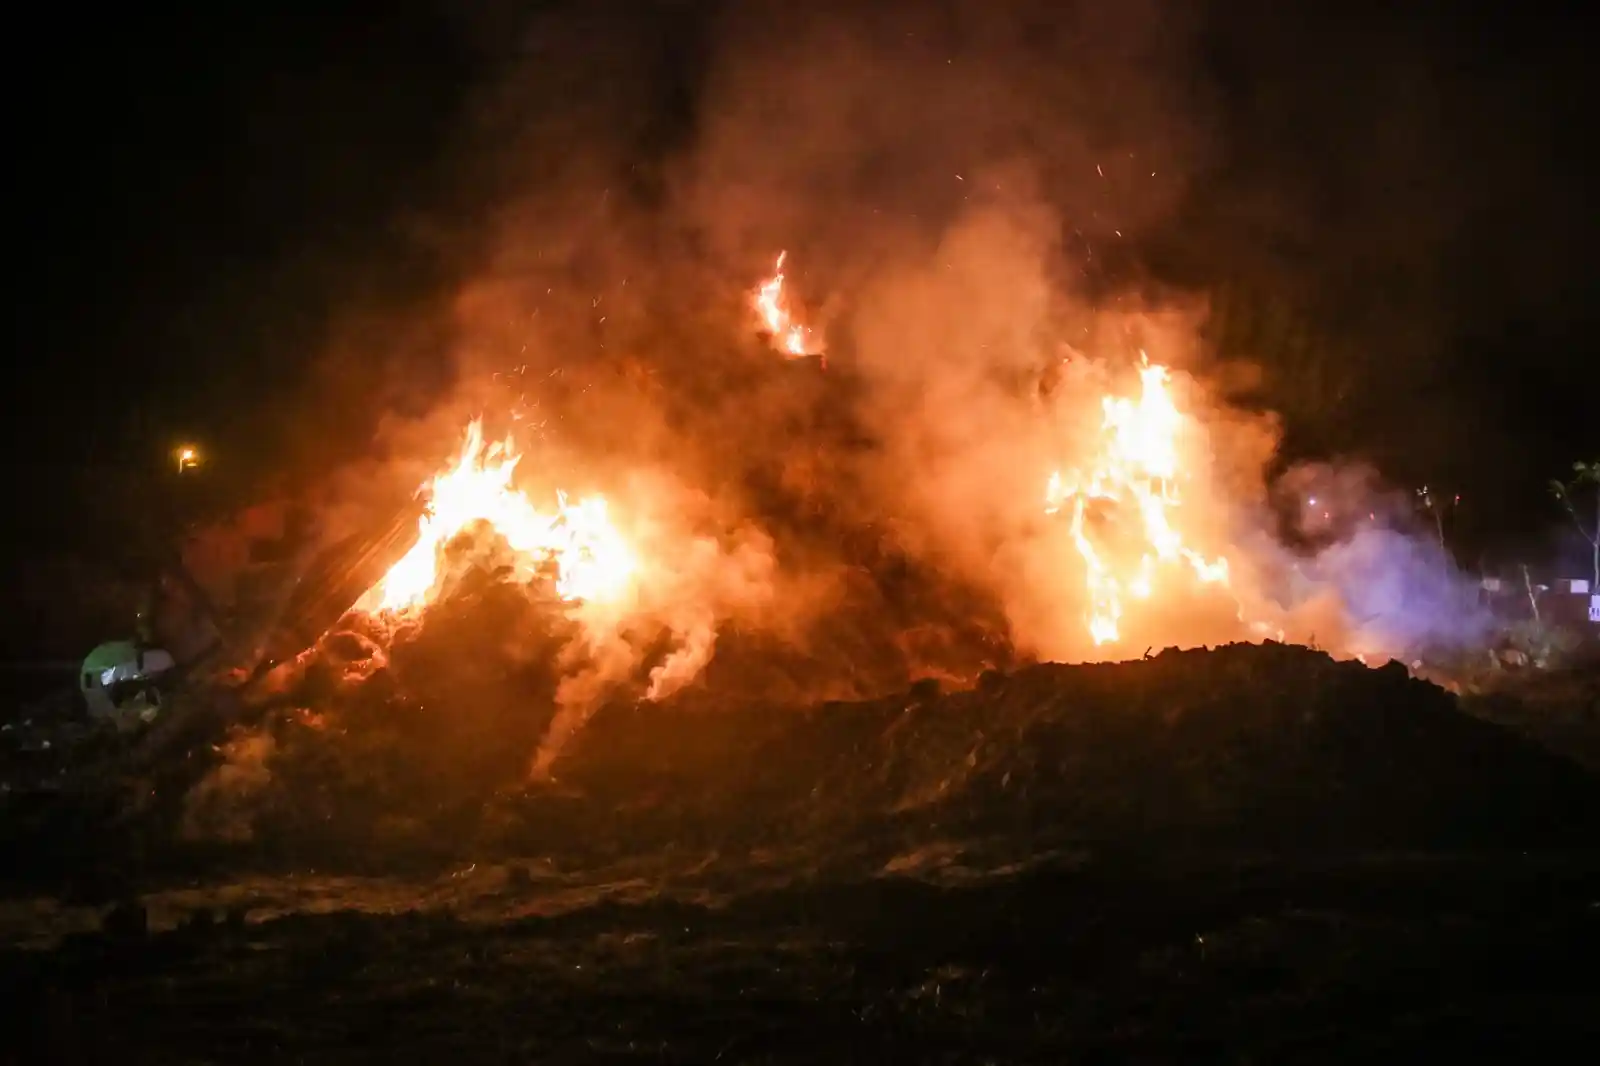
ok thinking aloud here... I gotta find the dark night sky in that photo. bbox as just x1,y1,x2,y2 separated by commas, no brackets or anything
9,1,1598,655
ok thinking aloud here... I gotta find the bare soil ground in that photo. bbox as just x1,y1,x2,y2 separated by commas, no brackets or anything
5,642,1599,1063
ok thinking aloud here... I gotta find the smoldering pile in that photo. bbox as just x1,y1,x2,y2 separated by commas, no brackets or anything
170,592,1600,878
171,533,1012,860
178,567,578,855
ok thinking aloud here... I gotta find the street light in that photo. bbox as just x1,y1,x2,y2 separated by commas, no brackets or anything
175,445,200,474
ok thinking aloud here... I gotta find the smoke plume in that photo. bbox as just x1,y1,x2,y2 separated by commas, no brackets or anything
282,1,1502,770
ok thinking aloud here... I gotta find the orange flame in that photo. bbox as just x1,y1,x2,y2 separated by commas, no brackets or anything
359,420,637,613
1046,357,1230,646
752,251,818,358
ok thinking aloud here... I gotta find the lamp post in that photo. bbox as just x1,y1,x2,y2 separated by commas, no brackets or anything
157,441,227,657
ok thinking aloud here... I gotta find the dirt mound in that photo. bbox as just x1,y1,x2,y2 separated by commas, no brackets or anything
141,639,1599,880
7,626,1597,898
541,642,1600,852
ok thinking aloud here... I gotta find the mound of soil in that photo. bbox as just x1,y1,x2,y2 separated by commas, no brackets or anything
5,618,1598,898
537,641,1600,856
74,639,1585,884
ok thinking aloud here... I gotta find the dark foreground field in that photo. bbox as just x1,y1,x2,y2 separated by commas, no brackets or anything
8,849,1600,1063
5,642,1600,1063
12,845,1600,1056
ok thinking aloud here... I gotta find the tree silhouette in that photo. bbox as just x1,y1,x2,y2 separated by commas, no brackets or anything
1550,460,1600,590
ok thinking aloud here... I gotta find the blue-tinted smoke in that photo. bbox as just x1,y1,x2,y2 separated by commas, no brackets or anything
1269,463,1495,658
1304,527,1494,655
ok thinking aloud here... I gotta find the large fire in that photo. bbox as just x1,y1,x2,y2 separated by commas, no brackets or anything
350,259,1270,673
358,334,1236,660
1045,357,1232,646
358,420,637,614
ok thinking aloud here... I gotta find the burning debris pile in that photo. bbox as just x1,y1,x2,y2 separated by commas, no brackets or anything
4,417,1594,897
8,246,1592,896
34,247,1540,775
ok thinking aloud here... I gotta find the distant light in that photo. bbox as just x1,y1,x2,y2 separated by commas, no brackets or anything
175,445,200,474
1308,497,1317,506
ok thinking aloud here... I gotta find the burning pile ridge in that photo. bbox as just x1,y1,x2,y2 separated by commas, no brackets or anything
226,253,1509,788
351,347,1256,674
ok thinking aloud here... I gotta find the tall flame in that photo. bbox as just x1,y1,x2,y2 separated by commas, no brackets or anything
1046,357,1230,646
752,251,818,358
359,420,637,613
